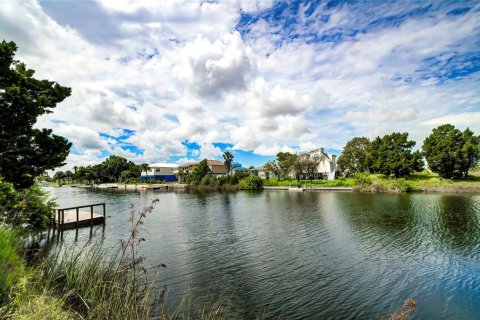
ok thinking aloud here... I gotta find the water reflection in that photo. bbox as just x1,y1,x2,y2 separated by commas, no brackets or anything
44,188,480,319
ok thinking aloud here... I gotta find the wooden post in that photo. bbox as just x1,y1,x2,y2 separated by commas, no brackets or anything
57,209,60,224
90,205,94,225
102,203,106,217
76,208,79,225
61,210,65,225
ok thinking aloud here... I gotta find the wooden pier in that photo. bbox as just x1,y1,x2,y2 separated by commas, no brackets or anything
54,203,106,229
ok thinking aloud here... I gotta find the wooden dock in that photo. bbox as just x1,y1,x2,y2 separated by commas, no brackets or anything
54,203,105,229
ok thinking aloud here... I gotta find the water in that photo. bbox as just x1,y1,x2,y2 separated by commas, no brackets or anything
46,187,480,319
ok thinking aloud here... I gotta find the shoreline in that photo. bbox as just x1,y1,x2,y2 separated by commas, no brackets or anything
64,183,480,194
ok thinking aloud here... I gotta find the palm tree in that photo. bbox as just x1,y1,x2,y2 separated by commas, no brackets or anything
140,163,149,182
223,151,234,174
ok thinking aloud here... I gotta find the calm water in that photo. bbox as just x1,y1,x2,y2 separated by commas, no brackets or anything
46,187,480,319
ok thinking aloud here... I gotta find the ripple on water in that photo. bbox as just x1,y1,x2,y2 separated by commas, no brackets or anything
46,188,480,319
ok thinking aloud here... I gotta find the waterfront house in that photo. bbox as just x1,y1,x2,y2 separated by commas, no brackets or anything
206,159,228,178
177,160,228,182
296,148,337,180
254,166,277,179
140,163,178,182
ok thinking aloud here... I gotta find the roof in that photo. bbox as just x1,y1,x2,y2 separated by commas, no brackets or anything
207,159,225,166
298,148,336,162
178,162,198,168
148,163,179,168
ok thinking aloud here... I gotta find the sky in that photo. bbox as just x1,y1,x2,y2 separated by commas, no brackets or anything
1,0,479,169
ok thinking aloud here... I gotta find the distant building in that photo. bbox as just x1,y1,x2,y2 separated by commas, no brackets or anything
254,166,277,179
206,159,228,178
297,148,337,180
177,159,227,182
140,163,178,182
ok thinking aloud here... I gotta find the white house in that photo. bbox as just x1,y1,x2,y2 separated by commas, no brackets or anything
140,163,178,182
297,148,337,180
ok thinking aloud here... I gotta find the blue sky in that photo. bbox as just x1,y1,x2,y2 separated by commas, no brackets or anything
1,0,479,169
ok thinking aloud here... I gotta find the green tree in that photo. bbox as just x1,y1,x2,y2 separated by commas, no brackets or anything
239,175,263,190
423,124,479,178
101,155,130,182
53,171,66,182
189,159,211,185
0,40,72,188
223,151,234,174
337,137,372,177
276,152,297,179
368,132,423,178
264,160,281,179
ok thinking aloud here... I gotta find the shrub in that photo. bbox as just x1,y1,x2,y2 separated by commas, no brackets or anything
0,179,56,228
239,175,262,190
0,227,28,305
354,172,372,185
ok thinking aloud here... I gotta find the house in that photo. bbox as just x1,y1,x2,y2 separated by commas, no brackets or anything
206,159,228,178
296,148,337,180
254,166,277,179
140,163,178,182
177,159,228,182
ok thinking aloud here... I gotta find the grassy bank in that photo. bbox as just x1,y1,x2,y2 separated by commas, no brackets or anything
263,177,357,188
262,171,480,193
0,201,248,320
354,171,480,193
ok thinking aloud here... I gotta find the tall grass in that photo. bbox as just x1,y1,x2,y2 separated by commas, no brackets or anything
1,200,252,320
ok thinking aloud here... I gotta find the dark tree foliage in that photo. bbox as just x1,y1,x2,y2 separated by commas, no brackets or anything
223,151,233,174
0,40,71,188
368,132,423,178
276,152,297,179
70,156,140,183
189,159,211,185
422,124,479,178
337,137,372,177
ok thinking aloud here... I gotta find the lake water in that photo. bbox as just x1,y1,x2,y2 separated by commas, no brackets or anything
46,187,480,319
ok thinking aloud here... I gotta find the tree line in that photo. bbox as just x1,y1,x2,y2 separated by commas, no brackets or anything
53,156,149,184
337,125,480,179
262,151,331,181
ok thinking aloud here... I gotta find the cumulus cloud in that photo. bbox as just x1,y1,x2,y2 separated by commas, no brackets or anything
1,0,479,167
346,107,417,123
182,32,255,97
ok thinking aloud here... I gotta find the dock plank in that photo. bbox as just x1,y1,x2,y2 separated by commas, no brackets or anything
55,210,105,229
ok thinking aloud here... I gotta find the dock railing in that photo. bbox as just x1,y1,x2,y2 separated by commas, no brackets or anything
56,203,106,226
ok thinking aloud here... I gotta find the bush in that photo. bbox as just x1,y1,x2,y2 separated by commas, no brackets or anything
0,179,56,228
0,227,28,305
354,172,372,185
239,175,263,190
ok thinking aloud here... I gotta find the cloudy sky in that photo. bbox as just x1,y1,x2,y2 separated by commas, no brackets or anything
1,0,479,169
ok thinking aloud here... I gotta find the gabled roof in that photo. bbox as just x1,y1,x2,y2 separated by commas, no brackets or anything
178,162,198,168
298,148,336,162
207,159,225,166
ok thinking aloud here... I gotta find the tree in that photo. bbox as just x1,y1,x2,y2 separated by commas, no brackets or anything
139,163,149,179
189,159,211,185
223,151,234,174
0,40,71,188
337,137,372,177
368,132,423,178
53,171,66,182
423,124,479,178
264,160,281,179
276,152,297,179
102,155,130,182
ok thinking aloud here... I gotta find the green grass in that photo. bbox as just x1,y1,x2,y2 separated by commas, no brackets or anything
262,171,480,193
0,227,28,305
263,177,357,187
355,171,480,193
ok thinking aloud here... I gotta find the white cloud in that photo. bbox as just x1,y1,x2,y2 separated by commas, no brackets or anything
181,32,255,97
1,1,479,166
